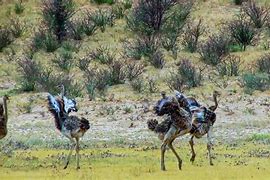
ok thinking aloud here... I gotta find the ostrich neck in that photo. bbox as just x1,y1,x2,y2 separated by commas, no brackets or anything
3,98,8,123
213,94,218,109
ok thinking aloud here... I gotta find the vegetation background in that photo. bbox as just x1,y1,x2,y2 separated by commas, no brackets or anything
0,0,269,179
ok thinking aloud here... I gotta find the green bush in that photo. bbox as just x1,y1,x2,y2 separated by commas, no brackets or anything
91,0,115,5
14,0,24,14
90,45,114,64
91,9,115,32
33,30,59,52
242,73,270,94
41,0,75,42
52,49,74,72
227,13,256,51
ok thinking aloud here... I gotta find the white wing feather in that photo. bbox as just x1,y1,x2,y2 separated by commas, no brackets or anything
48,94,61,113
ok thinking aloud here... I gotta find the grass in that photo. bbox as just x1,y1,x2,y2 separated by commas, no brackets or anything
0,143,270,179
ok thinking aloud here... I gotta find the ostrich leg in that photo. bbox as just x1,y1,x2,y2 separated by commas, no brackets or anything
160,142,167,171
75,137,80,170
64,138,76,169
207,126,214,166
189,136,196,163
168,139,182,170
160,125,178,171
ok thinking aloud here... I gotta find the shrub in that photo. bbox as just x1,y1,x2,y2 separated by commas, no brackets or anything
161,1,193,54
84,68,111,99
242,73,270,93
256,54,270,74
41,31,60,52
131,77,145,93
52,49,74,72
61,40,81,53
112,3,125,19
227,13,256,51
17,56,41,91
147,77,158,93
166,72,185,92
122,0,132,10
199,33,230,66
166,59,202,91
123,37,159,60
0,25,13,52
108,60,126,85
126,0,178,35
91,0,115,5
38,69,82,96
182,19,204,53
78,56,92,72
242,0,269,28
91,9,115,32
9,17,25,38
233,0,247,5
149,50,166,69
177,58,202,88
68,20,85,40
41,0,75,42
217,55,242,76
90,45,114,64
82,10,98,36
126,0,192,59
32,27,60,52
126,61,145,81
14,0,24,14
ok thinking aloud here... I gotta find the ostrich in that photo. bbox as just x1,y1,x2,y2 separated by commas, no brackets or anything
188,90,220,166
47,93,90,170
147,95,192,171
0,95,9,139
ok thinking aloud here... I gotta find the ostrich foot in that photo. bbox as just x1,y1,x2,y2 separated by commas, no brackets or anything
178,160,182,170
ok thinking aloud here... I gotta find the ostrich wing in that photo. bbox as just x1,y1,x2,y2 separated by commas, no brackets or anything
47,94,61,114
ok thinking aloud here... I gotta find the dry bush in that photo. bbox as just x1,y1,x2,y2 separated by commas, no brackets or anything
199,33,230,66
126,61,145,81
242,0,269,28
217,55,242,76
182,19,204,53
256,54,270,74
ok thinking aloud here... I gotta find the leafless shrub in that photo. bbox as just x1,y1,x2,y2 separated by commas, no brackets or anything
149,50,166,69
199,33,230,66
0,25,12,52
182,19,204,53
131,76,145,93
9,17,25,38
147,77,158,93
256,54,270,74
126,61,145,81
242,0,269,28
108,60,127,85
217,55,242,76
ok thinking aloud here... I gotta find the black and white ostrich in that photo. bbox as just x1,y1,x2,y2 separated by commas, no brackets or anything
47,87,90,170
